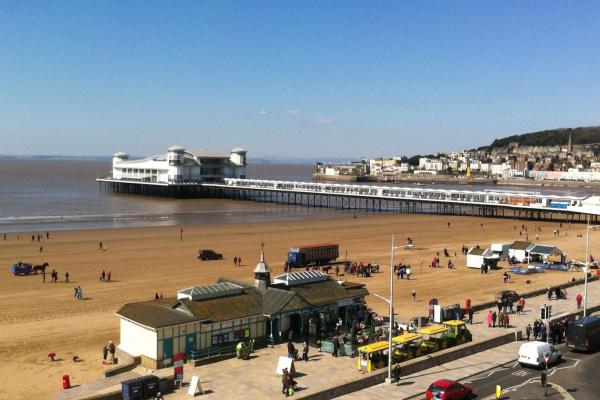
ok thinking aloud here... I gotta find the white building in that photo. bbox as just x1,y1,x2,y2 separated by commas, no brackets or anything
508,241,533,263
111,146,247,184
466,247,497,269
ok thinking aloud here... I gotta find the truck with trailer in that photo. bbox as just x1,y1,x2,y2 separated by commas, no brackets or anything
286,243,339,268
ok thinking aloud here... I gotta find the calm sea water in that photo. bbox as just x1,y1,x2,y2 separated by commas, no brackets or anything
0,159,594,233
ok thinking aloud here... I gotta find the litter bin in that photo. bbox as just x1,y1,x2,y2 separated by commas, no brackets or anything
121,377,144,400
142,375,160,398
62,374,71,389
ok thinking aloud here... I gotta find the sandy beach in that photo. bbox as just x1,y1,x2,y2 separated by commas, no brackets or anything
0,213,594,399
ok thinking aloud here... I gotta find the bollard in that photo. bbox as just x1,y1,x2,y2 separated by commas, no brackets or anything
62,374,71,389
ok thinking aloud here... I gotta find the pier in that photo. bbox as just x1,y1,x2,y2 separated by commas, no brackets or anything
97,177,600,222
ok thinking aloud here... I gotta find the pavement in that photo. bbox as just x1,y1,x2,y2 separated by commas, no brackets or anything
56,278,600,400
336,279,600,400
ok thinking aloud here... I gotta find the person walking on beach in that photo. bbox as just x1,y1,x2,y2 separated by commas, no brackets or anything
74,287,79,299
65,272,69,283
237,257,242,266
411,290,416,302
233,256,238,266
39,245,43,253
77,286,83,300
99,241,103,250
107,271,111,282
108,341,115,363
406,267,411,280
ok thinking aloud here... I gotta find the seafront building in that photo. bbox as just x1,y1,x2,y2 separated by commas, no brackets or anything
116,251,368,368
111,146,247,184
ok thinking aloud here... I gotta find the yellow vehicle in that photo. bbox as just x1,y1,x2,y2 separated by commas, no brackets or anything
418,325,449,353
392,332,423,361
442,320,472,346
357,341,391,372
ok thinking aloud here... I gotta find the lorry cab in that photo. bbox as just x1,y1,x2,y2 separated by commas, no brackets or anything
518,341,561,368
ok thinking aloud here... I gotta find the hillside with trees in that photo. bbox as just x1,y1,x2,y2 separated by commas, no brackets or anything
487,126,600,149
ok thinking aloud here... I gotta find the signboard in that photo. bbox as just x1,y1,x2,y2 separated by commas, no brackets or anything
173,352,185,381
188,375,203,396
433,305,442,323
544,353,550,364
276,356,296,376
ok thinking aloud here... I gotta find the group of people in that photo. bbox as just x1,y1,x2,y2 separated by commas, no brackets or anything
344,261,376,278
548,286,567,301
486,309,510,328
99,270,112,282
154,292,164,300
525,319,570,344
281,367,298,397
49,269,68,283
31,232,50,242
232,256,242,266
73,286,84,300
394,264,412,279
102,340,116,364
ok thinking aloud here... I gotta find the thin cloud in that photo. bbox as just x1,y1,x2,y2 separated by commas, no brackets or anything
313,117,333,125
286,109,299,116
250,110,270,116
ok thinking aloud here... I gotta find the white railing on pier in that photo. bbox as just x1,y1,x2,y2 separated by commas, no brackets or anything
211,178,600,215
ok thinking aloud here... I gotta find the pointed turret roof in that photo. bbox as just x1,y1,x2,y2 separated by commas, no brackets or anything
253,243,271,273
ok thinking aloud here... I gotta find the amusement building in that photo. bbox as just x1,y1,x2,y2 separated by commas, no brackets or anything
116,250,368,369
110,145,248,184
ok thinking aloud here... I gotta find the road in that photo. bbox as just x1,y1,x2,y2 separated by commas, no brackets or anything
464,343,600,400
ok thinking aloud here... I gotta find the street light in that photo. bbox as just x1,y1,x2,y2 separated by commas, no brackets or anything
372,234,400,384
584,215,600,317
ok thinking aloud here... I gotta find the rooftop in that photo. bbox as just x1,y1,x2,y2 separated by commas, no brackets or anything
272,270,328,286
177,282,243,301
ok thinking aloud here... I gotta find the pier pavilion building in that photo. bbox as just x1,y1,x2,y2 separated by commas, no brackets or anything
110,146,247,184
116,251,368,369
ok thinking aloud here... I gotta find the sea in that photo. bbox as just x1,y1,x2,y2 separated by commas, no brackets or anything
0,159,596,233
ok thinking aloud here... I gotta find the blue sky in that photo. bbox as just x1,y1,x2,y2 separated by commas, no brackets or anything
1,1,599,159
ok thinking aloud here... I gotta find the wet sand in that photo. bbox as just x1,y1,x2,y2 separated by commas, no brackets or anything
0,213,593,399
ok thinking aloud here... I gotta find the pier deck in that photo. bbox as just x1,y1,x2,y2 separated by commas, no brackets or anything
97,177,600,222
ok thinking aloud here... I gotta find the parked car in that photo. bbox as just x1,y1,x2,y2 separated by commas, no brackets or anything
425,379,473,400
495,290,519,302
518,341,561,368
197,249,223,261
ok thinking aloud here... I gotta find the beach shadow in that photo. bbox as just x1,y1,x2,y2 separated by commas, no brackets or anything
68,384,81,389
200,389,214,395
397,381,414,386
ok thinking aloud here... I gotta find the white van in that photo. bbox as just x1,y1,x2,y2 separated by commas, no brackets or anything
518,341,561,368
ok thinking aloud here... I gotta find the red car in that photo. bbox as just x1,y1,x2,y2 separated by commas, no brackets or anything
425,379,473,400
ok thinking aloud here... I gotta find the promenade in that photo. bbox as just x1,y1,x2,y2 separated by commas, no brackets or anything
339,278,599,399
55,277,599,400
157,277,599,399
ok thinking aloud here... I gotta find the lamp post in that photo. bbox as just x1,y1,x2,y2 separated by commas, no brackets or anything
373,234,399,384
584,215,600,317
